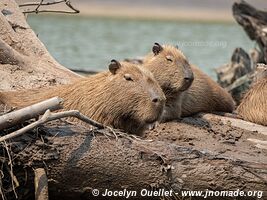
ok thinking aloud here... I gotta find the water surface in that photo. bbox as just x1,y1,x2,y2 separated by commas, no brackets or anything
28,15,254,78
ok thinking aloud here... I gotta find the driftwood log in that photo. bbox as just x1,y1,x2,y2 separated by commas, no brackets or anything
216,0,267,103
0,1,266,200
0,0,80,91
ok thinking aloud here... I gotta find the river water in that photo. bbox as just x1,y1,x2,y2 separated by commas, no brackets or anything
28,15,254,79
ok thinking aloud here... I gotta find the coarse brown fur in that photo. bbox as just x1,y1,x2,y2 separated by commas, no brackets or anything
0,61,166,135
181,64,235,116
143,43,235,121
237,77,267,126
143,44,194,121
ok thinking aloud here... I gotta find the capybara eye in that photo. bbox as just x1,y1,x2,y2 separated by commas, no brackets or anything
124,74,133,81
166,55,173,62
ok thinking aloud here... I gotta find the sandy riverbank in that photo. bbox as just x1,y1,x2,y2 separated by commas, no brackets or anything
75,4,234,22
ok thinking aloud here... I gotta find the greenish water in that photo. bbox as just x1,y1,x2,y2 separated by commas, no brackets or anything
28,15,254,79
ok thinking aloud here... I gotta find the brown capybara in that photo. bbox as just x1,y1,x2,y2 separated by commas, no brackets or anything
143,43,194,121
143,43,235,121
0,60,166,135
181,64,235,116
237,66,267,126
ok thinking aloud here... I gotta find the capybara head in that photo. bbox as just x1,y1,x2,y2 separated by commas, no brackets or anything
143,43,194,98
98,60,166,135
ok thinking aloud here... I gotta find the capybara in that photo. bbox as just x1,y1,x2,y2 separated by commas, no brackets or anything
143,43,235,121
237,66,267,126
0,60,166,135
143,43,194,121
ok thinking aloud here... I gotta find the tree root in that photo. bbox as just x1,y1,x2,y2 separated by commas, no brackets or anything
0,38,27,66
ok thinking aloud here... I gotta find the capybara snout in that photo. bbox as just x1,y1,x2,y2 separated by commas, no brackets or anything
180,61,194,91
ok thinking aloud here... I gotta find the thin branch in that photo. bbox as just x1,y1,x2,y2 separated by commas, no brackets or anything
19,0,65,7
3,141,18,199
23,10,79,14
0,109,105,142
0,97,63,130
65,0,79,13
35,0,44,12
19,0,80,14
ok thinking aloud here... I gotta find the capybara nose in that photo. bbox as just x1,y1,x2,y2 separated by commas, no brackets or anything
184,76,194,83
151,95,165,106
180,75,194,92
152,97,159,103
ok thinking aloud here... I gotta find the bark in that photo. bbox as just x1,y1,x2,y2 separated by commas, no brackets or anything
0,1,266,200
0,0,80,91
34,168,48,200
7,121,267,200
233,0,267,63
215,1,267,103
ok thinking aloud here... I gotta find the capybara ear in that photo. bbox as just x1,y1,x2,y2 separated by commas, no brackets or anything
152,43,163,55
109,59,121,74
175,45,179,49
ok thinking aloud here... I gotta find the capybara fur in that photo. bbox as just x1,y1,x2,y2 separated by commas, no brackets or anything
143,43,194,121
0,60,166,135
143,43,235,121
181,64,235,116
252,64,267,84
237,76,267,126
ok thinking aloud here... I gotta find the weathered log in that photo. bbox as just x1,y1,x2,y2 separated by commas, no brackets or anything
215,48,252,102
6,121,266,200
215,1,267,103
233,0,267,62
0,0,80,91
199,113,267,136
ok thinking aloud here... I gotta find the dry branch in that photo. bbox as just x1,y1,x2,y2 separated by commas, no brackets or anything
34,168,48,200
19,0,80,14
0,109,105,142
0,97,63,131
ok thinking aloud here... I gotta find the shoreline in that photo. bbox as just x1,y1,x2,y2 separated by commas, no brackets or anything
25,3,235,23
76,4,234,23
